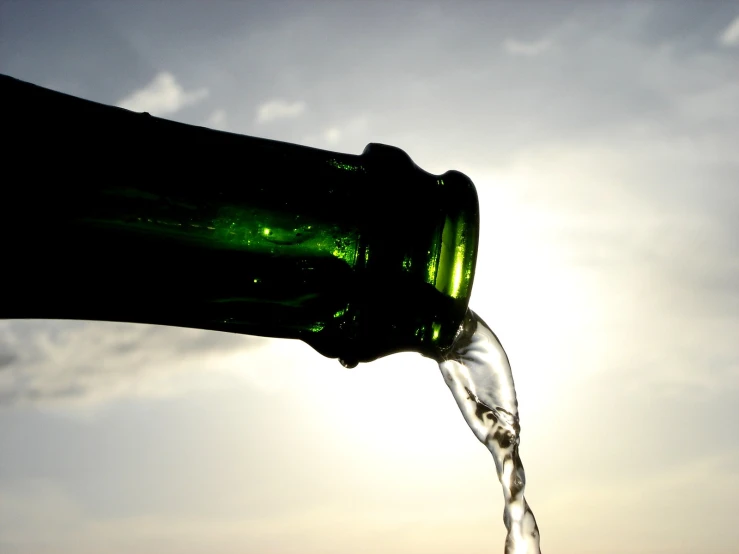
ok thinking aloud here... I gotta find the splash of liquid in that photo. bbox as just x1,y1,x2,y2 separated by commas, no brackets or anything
436,308,541,553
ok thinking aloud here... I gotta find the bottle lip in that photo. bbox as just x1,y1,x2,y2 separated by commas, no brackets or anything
431,170,479,303
423,168,480,358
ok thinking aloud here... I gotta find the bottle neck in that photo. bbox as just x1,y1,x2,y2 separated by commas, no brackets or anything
1,73,479,365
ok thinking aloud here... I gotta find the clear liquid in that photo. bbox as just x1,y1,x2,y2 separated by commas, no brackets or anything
436,308,541,553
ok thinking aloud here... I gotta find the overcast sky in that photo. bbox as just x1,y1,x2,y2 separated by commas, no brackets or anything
1,1,738,553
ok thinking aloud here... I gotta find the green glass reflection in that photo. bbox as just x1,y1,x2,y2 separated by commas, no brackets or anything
327,159,366,173
213,207,359,266
433,214,474,300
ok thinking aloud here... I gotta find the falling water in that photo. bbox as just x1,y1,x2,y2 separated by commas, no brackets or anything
436,308,541,553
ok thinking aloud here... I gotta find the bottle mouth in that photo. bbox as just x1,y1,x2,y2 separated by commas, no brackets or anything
432,178,478,302
425,169,480,357
303,145,480,366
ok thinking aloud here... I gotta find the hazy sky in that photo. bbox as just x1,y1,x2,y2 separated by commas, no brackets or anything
1,1,738,553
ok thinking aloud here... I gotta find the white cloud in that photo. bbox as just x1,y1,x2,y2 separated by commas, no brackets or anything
718,15,739,46
0,478,500,554
0,321,268,407
204,108,227,130
302,116,369,148
255,99,306,124
323,127,342,144
116,72,209,116
502,38,552,56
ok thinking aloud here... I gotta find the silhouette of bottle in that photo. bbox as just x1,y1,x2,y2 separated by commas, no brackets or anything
1,74,479,366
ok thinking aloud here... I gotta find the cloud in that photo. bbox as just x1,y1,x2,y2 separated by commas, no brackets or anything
204,108,227,130
718,15,739,46
301,116,369,149
0,320,266,407
323,126,342,145
321,117,369,145
0,477,500,554
535,450,739,553
502,38,552,56
116,72,209,116
255,99,306,123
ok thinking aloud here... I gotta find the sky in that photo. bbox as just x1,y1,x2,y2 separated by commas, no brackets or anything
1,1,738,552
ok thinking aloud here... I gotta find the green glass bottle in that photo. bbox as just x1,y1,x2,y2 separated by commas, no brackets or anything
1,73,479,367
